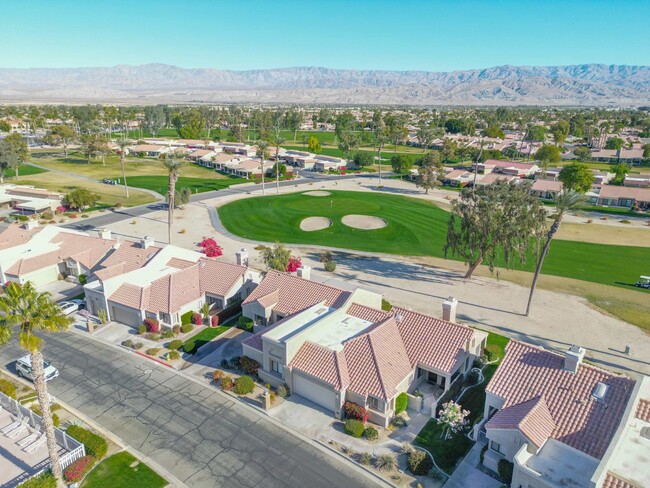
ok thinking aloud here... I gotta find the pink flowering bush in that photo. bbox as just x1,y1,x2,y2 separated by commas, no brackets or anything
144,318,160,333
199,238,223,258
436,401,469,439
286,256,302,273
344,401,368,423
211,315,219,327
191,312,203,325
63,455,95,483
55,205,67,215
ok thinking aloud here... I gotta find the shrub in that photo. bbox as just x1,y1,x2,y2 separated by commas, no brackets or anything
364,426,378,440
181,310,193,325
63,455,95,483
145,333,161,341
138,324,146,335
381,298,392,311
162,329,174,339
319,251,333,263
55,205,66,215
167,339,183,350
286,256,302,272
66,425,108,459
484,344,501,362
407,450,433,475
344,419,365,438
324,261,337,272
228,356,242,370
240,356,261,375
211,315,219,327
220,359,229,368
181,323,193,334
172,324,181,335
220,375,233,391
17,470,56,488
0,378,17,399
237,315,254,332
621,219,631,224
30,405,59,427
375,453,396,472
395,392,408,414
191,312,203,325
233,375,255,395
344,401,368,423
467,369,480,385
199,237,223,257
277,384,289,398
134,342,143,350
401,442,415,455
359,452,373,466
145,348,160,356
212,370,224,382
144,318,160,333
121,339,133,348
498,459,514,484
168,351,180,360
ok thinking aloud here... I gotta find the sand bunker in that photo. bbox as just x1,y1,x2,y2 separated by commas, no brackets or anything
341,214,387,230
303,191,331,196
300,217,333,231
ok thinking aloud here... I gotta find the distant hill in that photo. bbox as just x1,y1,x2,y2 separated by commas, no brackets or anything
0,63,648,105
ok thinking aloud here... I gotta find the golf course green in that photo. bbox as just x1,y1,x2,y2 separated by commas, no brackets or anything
218,190,650,291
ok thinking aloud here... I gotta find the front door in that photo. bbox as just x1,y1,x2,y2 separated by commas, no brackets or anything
427,372,437,384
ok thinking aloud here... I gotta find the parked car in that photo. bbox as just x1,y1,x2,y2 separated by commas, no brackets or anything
69,298,86,310
58,301,79,315
102,178,117,185
16,355,59,382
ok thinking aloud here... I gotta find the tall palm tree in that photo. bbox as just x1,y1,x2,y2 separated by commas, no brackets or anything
115,139,131,198
162,155,186,244
257,141,270,195
272,135,285,194
525,191,585,316
0,282,73,485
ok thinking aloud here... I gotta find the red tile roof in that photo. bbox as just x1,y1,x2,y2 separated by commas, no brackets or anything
486,341,635,459
242,270,350,316
0,223,43,250
94,241,162,279
635,398,650,422
602,473,636,488
289,341,350,390
485,396,555,448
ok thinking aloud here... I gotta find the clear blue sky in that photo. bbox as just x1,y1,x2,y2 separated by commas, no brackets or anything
2,0,648,71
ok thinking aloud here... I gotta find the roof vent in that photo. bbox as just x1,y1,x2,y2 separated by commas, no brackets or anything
591,382,609,402
395,313,404,322
315,307,327,315
641,426,650,441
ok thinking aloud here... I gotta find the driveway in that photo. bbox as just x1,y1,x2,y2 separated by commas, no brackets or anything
0,332,380,488
40,280,83,302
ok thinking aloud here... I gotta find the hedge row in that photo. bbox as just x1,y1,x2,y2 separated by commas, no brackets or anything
66,425,108,459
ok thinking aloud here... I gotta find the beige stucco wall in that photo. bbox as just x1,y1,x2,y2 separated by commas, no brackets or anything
485,428,536,461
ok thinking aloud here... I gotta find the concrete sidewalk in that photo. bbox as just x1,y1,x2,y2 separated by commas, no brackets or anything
443,443,501,488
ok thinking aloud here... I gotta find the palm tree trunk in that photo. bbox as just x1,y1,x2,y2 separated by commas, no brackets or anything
167,175,175,244
260,161,266,195
464,255,483,279
275,147,280,194
525,215,562,316
120,154,129,198
31,350,63,483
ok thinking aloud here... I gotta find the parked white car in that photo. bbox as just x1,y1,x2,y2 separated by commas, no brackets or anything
58,301,79,315
16,355,59,382
69,298,86,310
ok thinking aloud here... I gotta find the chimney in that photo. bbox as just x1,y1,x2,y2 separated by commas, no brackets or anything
140,235,154,249
98,229,111,240
235,248,248,266
24,220,38,231
297,265,311,280
442,297,458,322
564,345,585,374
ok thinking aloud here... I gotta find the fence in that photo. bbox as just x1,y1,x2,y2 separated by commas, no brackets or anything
0,391,86,472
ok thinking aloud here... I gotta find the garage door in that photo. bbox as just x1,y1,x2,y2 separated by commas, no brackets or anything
23,266,59,287
292,372,337,413
109,304,141,327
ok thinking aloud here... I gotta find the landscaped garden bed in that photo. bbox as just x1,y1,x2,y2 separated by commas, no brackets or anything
80,451,167,488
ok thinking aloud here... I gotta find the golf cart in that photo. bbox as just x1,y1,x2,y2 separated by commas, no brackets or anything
635,275,650,289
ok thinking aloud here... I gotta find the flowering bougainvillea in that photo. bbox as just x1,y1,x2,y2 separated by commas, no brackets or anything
286,256,302,273
191,312,203,325
55,205,67,215
63,455,95,483
344,401,368,423
436,401,469,439
211,315,219,327
199,237,223,258
144,318,160,333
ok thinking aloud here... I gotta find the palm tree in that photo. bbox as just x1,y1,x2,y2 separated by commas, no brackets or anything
162,155,186,244
0,282,73,485
525,191,585,316
115,139,131,198
272,135,285,194
257,141,270,195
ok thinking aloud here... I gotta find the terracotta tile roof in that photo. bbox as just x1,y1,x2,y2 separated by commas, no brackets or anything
243,270,350,316
485,396,555,448
343,317,413,400
109,283,150,310
0,223,43,250
602,472,636,488
484,159,537,170
347,303,390,323
6,250,60,275
393,307,473,374
94,262,126,281
635,398,650,422
485,340,635,459
599,185,650,202
532,179,563,192
242,316,290,352
289,341,350,390
166,257,195,269
198,259,247,296
95,241,161,278
256,289,279,309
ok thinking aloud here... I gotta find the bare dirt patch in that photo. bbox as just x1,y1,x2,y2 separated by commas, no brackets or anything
556,222,650,247
300,216,333,231
341,214,387,230
303,190,331,196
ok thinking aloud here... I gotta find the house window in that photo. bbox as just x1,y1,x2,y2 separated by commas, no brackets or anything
159,312,171,324
271,360,283,376
254,314,267,326
491,440,503,454
206,295,223,309
367,395,381,411
417,368,425,378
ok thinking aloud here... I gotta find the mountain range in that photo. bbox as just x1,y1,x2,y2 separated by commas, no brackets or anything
0,63,648,106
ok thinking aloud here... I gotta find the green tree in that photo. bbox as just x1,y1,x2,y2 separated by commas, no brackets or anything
416,125,441,153
573,147,592,162
558,163,594,193
162,155,186,243
80,133,103,163
527,125,547,142
0,282,73,484
525,191,585,315
259,243,292,272
612,163,628,185
353,152,373,168
550,120,570,146
441,138,459,162
307,136,322,154
643,143,650,159
285,110,301,140
605,137,624,150
143,106,166,137
535,144,562,175
483,126,505,139
337,131,360,160
4,133,29,179
0,138,19,183
416,152,445,194
390,154,415,177
63,187,100,209
0,121,11,132
444,180,546,279
167,187,191,209
48,125,75,158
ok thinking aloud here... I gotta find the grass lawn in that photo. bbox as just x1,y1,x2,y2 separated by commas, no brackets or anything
414,421,474,474
81,451,166,488
127,174,245,195
182,325,230,354
218,190,650,293
5,165,48,178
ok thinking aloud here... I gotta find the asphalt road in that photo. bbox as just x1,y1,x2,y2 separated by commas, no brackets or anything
0,333,378,488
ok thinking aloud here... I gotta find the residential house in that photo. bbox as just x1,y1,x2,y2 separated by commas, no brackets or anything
242,271,486,426
128,144,171,158
530,179,563,199
283,150,318,169
475,173,517,186
596,185,650,210
442,169,480,187
313,155,348,172
477,160,539,177
623,175,650,188
481,340,641,488
0,185,63,214
84,240,260,328
0,224,117,287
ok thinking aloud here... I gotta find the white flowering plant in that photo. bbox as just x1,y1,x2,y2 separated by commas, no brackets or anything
436,401,470,439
